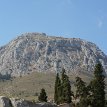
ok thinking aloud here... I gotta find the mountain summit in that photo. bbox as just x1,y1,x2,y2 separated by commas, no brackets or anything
0,33,107,77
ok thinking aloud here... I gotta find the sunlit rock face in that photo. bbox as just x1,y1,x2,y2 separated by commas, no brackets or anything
0,33,107,77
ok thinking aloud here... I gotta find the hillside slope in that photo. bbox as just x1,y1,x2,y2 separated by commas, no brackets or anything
0,72,93,100
0,33,107,77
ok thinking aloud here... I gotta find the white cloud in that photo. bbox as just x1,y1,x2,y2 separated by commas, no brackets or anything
98,19,103,28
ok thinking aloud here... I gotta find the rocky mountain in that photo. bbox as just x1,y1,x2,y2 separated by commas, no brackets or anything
0,33,107,77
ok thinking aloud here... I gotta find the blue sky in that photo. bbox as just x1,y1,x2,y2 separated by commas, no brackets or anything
0,0,107,54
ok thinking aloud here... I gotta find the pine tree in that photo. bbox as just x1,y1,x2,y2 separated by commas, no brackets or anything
54,69,72,104
61,68,72,103
54,73,62,104
38,88,47,102
75,77,89,107
89,63,105,107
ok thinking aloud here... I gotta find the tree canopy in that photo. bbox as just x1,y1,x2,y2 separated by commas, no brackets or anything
38,88,47,102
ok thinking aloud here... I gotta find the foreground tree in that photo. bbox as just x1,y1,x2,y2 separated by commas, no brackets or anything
54,73,62,104
61,68,72,103
54,68,72,104
75,77,89,107
89,62,105,107
38,88,47,102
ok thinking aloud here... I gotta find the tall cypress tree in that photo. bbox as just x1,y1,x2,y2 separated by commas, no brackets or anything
75,77,89,107
89,63,105,107
61,68,72,103
54,69,72,104
54,73,62,104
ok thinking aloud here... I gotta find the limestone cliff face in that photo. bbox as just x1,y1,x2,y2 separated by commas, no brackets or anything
0,33,107,76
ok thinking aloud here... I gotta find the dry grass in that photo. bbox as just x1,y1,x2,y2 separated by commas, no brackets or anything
0,72,55,101
0,71,106,101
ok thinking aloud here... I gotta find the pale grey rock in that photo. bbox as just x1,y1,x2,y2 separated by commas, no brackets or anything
10,98,57,107
0,33,107,77
0,96,57,107
58,103,72,107
36,102,57,107
10,98,29,107
0,96,12,107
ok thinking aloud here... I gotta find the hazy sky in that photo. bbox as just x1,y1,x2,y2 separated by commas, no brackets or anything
0,0,107,54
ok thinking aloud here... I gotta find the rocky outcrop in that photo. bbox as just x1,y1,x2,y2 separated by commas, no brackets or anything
0,96,57,107
0,96,12,107
10,98,30,107
0,33,107,77
58,103,72,107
